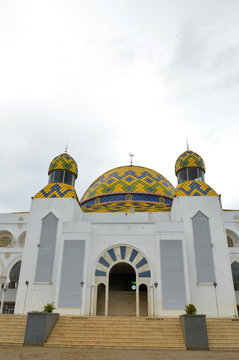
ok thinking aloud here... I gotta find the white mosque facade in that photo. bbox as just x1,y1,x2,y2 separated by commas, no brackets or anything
0,150,239,317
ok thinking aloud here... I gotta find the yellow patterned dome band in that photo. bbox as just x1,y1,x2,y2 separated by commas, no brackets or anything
34,183,79,201
175,150,205,175
80,165,175,212
48,153,78,177
175,181,218,197
81,201,171,213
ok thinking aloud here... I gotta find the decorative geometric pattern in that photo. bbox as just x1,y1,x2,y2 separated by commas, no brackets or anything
175,180,218,197
95,245,151,278
48,153,78,177
81,200,172,213
175,150,205,174
80,165,175,212
34,183,79,200
81,193,173,212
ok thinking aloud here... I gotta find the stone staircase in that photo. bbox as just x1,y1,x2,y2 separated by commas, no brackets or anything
207,318,239,350
0,315,239,350
45,316,186,349
0,314,27,345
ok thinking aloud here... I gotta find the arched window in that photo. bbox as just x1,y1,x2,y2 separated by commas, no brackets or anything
126,194,132,201
0,236,11,247
0,231,13,248
226,229,239,247
95,198,100,204
227,236,234,248
8,261,22,289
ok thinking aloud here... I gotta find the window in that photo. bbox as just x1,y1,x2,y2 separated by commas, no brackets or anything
187,167,198,180
2,302,15,314
64,171,74,185
177,167,205,183
53,170,64,182
0,236,11,247
227,236,234,248
48,170,75,186
126,194,132,201
226,229,239,248
95,198,100,204
177,168,187,183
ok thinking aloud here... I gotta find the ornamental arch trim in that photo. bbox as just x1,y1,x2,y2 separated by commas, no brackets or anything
94,244,151,286
18,231,26,248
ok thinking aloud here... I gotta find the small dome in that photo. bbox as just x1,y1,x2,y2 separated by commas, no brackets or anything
175,150,205,175
48,153,78,178
80,165,175,212
174,180,218,197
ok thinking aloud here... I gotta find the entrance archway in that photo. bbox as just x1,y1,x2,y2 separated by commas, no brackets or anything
108,262,136,316
94,245,152,316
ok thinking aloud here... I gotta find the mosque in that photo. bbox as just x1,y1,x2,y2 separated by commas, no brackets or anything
0,149,239,317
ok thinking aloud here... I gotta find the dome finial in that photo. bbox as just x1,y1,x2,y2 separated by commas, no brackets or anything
186,138,189,150
129,153,134,166
65,142,68,153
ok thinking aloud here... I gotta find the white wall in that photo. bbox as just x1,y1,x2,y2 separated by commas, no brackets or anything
14,198,82,313
171,196,237,317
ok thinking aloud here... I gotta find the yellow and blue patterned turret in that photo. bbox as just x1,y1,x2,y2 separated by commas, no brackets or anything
48,153,78,178
174,149,217,197
34,153,79,200
175,150,205,175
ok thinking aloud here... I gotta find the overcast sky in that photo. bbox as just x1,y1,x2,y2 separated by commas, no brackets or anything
0,0,239,212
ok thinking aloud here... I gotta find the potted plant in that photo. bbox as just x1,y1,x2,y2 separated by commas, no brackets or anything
24,302,59,346
180,304,209,350
185,303,197,315
43,302,56,313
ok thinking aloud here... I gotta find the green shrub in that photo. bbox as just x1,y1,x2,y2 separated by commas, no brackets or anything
185,304,197,315
43,302,56,313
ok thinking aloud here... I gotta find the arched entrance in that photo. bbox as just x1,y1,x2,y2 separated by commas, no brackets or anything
94,245,152,316
108,262,136,316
